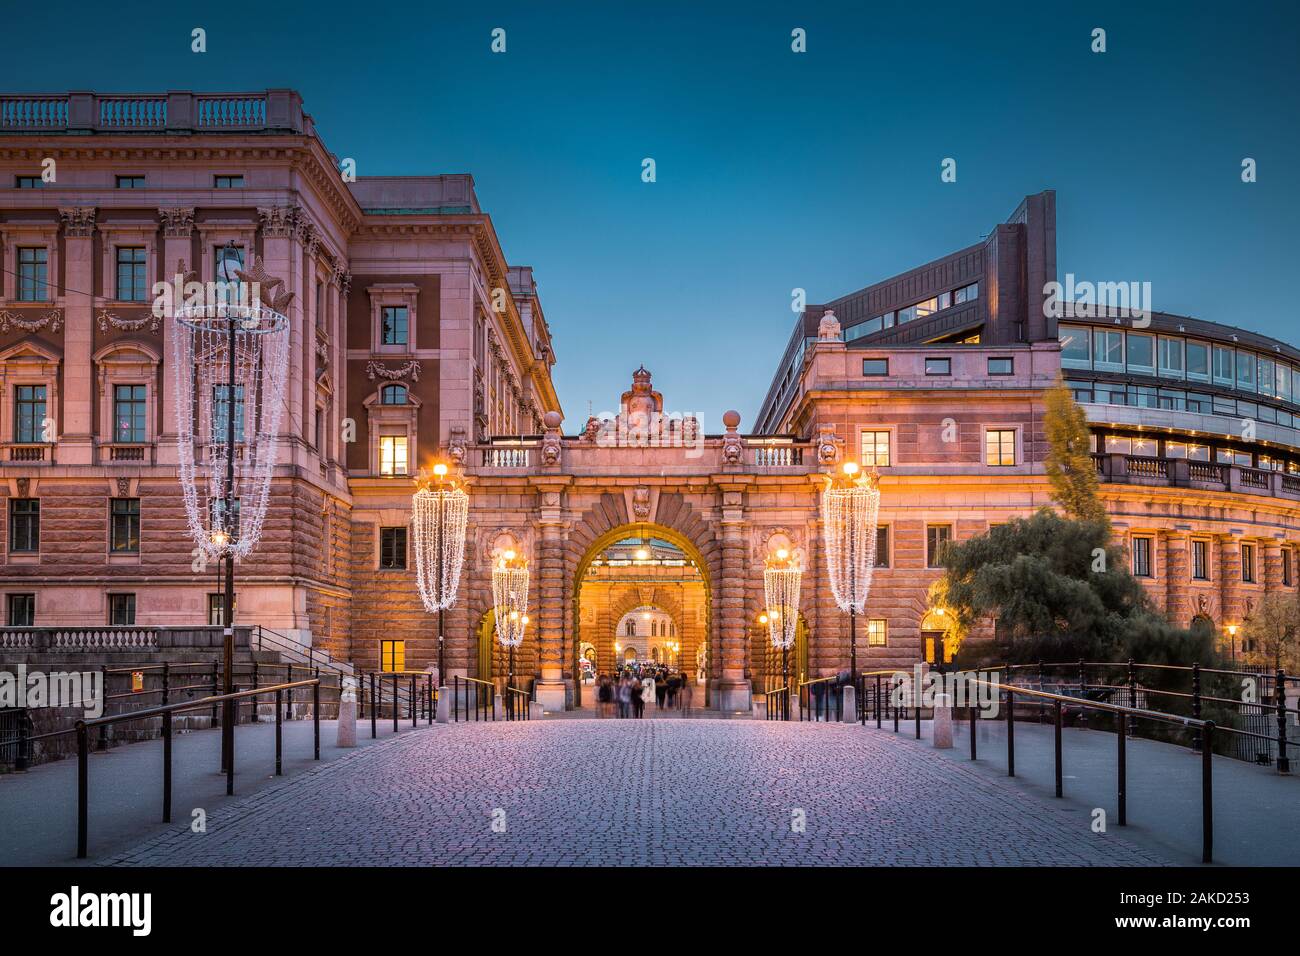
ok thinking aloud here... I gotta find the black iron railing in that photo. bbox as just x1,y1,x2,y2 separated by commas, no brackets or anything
764,686,790,721
453,676,496,722
504,686,531,721
74,678,321,859
798,675,843,722
360,671,436,738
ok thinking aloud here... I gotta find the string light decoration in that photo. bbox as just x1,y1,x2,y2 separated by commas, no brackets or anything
492,549,530,714
764,547,803,719
171,244,291,784
412,462,470,683
820,461,881,677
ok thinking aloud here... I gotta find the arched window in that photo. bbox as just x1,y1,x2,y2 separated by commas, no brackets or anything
380,384,408,405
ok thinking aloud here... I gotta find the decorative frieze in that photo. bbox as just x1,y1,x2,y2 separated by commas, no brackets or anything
257,204,300,239
365,360,422,383
0,309,63,334
58,206,96,238
97,310,160,334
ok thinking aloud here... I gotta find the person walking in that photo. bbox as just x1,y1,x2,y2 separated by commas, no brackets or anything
617,675,632,718
631,675,646,718
597,673,612,718
654,671,667,709
681,671,694,714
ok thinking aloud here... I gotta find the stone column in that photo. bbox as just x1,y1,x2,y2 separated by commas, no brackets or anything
716,482,751,711
58,207,96,464
532,480,570,711
1219,535,1243,654
1164,533,1190,627
157,207,195,461
1263,538,1283,591
257,206,304,461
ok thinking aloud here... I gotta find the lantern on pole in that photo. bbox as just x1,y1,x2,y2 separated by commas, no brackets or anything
412,463,469,685
764,548,803,719
172,244,291,780
820,461,881,679
492,549,530,711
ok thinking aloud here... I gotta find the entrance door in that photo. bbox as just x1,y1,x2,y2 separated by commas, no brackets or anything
922,630,946,666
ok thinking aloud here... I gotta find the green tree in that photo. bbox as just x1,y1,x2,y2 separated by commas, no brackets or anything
1044,376,1108,524
1241,592,1300,671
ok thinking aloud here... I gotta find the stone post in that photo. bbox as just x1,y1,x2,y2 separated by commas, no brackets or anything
715,478,752,712
532,479,571,712
58,207,96,464
336,676,357,747
841,682,857,723
933,692,953,748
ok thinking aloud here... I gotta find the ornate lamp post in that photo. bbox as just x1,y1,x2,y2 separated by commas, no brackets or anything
492,549,530,710
764,548,802,719
172,244,291,782
412,463,469,685
820,461,881,678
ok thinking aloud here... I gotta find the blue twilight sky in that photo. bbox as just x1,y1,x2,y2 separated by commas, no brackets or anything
3,0,1298,428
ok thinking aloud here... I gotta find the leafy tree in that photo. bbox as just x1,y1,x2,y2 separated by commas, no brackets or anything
1044,376,1108,524
1241,592,1300,671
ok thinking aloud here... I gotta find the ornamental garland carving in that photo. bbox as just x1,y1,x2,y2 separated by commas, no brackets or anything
366,360,422,383
0,310,63,334
97,310,161,334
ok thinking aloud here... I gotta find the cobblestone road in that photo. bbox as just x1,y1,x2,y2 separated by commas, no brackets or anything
106,720,1171,866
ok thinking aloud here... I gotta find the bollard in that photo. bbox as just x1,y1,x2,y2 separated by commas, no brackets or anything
1202,721,1215,863
530,700,545,720
1276,669,1290,774
932,693,953,749
1006,690,1016,777
391,674,398,733
437,684,451,723
411,675,418,728
842,684,857,724
76,721,88,859
336,677,357,748
493,693,504,721
969,700,977,760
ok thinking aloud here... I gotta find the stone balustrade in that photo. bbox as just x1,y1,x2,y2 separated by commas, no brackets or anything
1093,453,1300,500
0,90,305,134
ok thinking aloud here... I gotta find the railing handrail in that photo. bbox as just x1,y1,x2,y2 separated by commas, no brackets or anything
798,674,840,688
962,674,1208,729
77,679,319,730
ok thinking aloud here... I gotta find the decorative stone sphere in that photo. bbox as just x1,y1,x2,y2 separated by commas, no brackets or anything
543,410,563,429
722,410,741,429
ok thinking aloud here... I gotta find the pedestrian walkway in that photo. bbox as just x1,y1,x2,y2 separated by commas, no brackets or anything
0,716,423,866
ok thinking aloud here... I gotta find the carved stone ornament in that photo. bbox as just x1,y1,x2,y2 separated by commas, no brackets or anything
721,410,743,465
0,310,62,334
158,206,195,238
58,206,96,238
580,416,602,442
16,477,30,496
447,425,469,465
540,410,563,467
98,310,160,334
257,205,300,239
366,360,422,383
116,477,131,497
817,309,842,341
816,424,842,465
632,486,651,520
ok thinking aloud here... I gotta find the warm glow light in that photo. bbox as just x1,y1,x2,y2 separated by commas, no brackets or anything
635,547,650,560
643,611,652,620
521,615,529,626
758,613,768,625
776,548,789,561
1226,624,1238,636
432,462,448,478
842,461,860,476
509,610,519,621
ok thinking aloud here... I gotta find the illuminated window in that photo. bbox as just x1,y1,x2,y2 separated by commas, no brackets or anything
926,525,952,568
379,435,408,476
110,498,140,553
985,429,1016,466
381,640,406,673
860,430,890,467
867,619,887,646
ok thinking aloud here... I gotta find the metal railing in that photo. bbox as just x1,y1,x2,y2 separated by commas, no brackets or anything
359,671,436,738
504,686,531,721
798,675,844,722
858,670,917,737
74,678,321,859
453,676,497,721
764,686,790,721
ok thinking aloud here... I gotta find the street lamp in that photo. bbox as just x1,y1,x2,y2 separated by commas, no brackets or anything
173,244,290,785
492,549,529,712
820,461,881,679
764,547,802,719
413,462,469,686
1226,623,1239,661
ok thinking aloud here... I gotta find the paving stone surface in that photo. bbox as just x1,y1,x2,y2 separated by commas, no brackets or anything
104,720,1172,866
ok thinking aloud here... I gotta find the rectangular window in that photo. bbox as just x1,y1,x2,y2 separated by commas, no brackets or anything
211,385,246,442
379,435,409,476
1126,332,1154,373
987,357,1014,375
860,430,890,467
115,175,146,189
844,317,883,341
873,524,890,568
381,639,406,673
17,247,48,301
15,176,42,189
1059,325,1091,367
213,175,245,188
897,295,945,324
1094,330,1124,370
1186,341,1210,382
14,385,47,443
866,619,887,646
115,246,147,301
9,499,39,553
380,527,408,569
1236,350,1256,391
381,306,409,346
926,524,952,569
1241,543,1256,583
1212,346,1235,386
954,282,979,304
1283,549,1293,588
862,358,889,376
113,384,147,442
1258,357,1277,398
1191,539,1209,581
1131,536,1152,577
108,594,136,626
7,593,35,626
924,357,951,376
1158,337,1184,378
110,498,141,553
984,429,1016,466
208,593,237,626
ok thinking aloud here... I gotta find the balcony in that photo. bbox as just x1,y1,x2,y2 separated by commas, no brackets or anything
2,443,53,464
97,443,155,465
1094,454,1300,501
0,90,306,135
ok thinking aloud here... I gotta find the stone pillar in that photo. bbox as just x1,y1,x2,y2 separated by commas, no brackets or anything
257,206,304,459
533,481,570,711
1165,532,1190,625
157,207,195,461
1219,535,1243,653
716,482,752,711
58,207,96,464
1263,539,1283,591
933,693,954,748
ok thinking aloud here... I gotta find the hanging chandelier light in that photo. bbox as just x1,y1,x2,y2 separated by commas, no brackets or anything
764,548,802,719
171,244,291,786
412,462,470,684
492,549,530,713
820,461,881,678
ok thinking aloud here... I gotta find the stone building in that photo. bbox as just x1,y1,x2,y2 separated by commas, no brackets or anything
2,91,1298,712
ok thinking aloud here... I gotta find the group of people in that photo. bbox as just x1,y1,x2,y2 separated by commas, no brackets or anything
595,665,694,717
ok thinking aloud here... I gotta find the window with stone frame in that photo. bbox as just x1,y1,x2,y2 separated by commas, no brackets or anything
926,524,952,568
7,593,35,626
110,498,140,553
16,246,48,301
379,527,408,569
1241,543,1256,583
1191,539,1210,581
9,498,39,553
108,593,136,626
